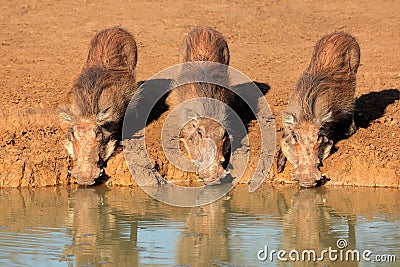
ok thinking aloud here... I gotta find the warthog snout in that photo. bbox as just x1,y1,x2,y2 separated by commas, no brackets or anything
193,134,230,184
293,164,321,188
70,163,104,186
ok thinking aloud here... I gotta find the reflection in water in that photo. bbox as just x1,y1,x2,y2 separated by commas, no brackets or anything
177,200,230,266
0,185,399,266
64,187,139,266
280,188,356,267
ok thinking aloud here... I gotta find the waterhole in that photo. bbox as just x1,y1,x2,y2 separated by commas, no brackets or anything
0,185,398,266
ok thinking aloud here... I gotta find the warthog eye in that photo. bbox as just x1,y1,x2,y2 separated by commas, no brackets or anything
69,128,75,140
291,132,298,142
317,134,328,144
197,126,206,138
97,157,105,168
104,130,112,141
95,128,103,141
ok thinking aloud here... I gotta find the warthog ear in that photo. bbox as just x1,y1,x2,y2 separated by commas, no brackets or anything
184,108,200,120
276,147,287,173
60,111,72,122
97,107,115,124
319,136,333,160
282,111,296,129
103,139,117,161
318,111,333,126
218,125,226,138
63,139,74,157
180,108,201,131
198,125,207,138
348,44,360,75
59,106,74,123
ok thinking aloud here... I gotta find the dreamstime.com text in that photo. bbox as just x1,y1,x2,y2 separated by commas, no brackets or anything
257,239,396,263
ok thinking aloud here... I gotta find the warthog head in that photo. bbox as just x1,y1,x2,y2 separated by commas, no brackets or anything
180,116,230,184
281,114,333,188
61,109,118,186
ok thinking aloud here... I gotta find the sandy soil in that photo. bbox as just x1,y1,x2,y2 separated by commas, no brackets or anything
0,0,399,188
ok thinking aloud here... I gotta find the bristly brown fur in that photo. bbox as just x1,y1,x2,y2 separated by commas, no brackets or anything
167,26,233,112
68,67,135,123
285,32,360,129
86,27,137,75
179,26,229,64
308,32,360,76
66,27,137,124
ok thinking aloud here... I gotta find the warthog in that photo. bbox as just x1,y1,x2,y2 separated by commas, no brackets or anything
61,27,137,185
166,26,233,184
277,32,360,187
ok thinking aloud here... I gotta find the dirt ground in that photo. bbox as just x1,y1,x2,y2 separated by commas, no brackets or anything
0,0,399,188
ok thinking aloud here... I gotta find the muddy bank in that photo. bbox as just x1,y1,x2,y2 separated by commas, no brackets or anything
0,99,398,188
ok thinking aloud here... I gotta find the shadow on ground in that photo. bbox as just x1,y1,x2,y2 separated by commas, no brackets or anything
355,88,400,128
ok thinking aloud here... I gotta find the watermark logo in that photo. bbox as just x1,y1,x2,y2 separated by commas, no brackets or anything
257,238,397,263
122,62,276,207
336,238,348,249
